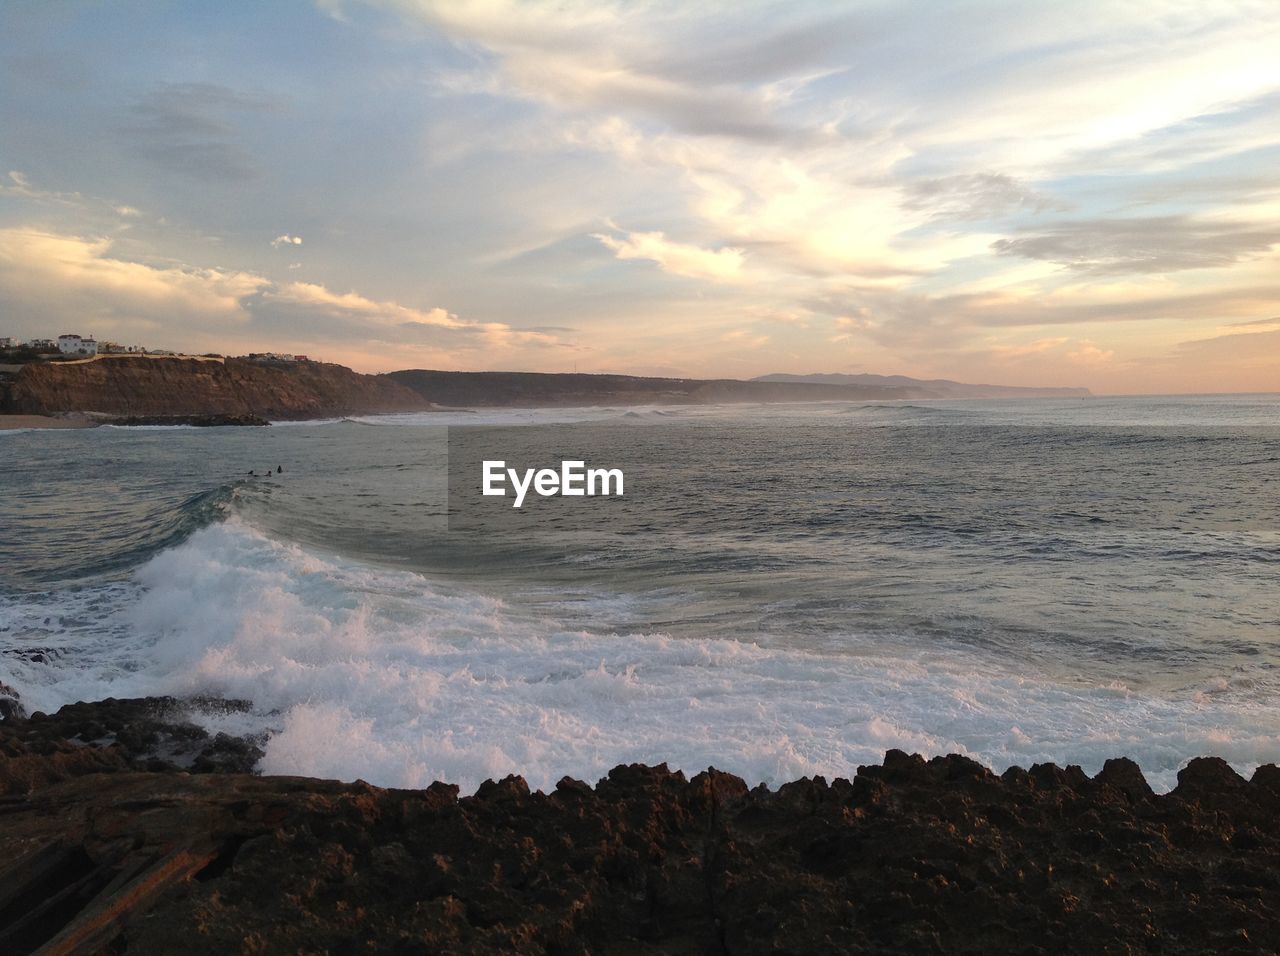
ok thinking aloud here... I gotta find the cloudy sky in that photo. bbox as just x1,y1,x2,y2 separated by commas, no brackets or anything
2,1,1278,392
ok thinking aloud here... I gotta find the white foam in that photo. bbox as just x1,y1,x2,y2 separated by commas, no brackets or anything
4,518,1278,793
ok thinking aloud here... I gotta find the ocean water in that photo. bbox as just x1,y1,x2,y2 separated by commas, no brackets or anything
1,395,1277,792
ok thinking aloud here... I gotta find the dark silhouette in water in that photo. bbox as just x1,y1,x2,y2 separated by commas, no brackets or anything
277,465,283,474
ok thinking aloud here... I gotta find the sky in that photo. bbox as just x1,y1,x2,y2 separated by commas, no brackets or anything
1,1,1278,393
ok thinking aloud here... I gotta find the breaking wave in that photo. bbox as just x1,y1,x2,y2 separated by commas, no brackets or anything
4,516,1278,794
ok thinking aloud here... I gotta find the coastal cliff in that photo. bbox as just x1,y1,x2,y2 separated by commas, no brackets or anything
0,358,1090,422
2,356,430,420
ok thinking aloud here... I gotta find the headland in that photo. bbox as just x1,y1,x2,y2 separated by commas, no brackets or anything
0,354,1092,426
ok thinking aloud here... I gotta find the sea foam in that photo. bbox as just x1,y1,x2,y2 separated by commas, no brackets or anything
4,518,1278,794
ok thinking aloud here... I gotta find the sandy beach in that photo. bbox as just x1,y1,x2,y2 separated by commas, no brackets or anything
0,414,95,430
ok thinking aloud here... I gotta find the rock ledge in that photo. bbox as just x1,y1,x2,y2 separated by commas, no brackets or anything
2,698,1279,953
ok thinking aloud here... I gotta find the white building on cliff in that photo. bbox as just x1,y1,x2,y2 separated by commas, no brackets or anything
58,334,98,356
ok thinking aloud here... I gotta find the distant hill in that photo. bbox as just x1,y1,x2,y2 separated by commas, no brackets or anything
386,369,923,407
753,373,1091,399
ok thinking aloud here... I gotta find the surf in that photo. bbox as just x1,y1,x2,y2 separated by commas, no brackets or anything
4,517,1278,794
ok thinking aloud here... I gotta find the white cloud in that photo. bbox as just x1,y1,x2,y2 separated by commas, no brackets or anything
0,228,268,328
387,1,1280,284
1,170,147,223
271,234,303,248
0,227,565,362
594,229,745,282
1,169,86,207
267,280,466,328
1066,340,1117,366
265,279,564,349
989,337,1071,361
720,328,770,349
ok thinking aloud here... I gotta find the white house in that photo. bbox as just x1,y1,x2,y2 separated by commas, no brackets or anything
58,334,98,356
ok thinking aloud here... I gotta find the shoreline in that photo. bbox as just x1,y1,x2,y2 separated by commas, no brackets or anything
2,695,1280,952
0,413,96,430
0,412,272,429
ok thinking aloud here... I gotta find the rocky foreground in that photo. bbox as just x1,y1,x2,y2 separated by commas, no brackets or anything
2,698,1279,954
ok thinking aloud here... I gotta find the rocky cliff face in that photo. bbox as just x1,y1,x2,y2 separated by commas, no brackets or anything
4,356,431,420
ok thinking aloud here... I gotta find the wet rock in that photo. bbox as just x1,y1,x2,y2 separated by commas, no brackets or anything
106,413,272,427
0,681,24,722
191,732,266,774
0,696,262,793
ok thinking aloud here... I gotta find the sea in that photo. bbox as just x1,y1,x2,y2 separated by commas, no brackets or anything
1,395,1277,792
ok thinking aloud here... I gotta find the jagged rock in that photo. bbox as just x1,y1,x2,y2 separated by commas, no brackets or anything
1096,757,1155,802
928,752,993,782
1252,764,1280,793
1175,756,1247,795
864,747,931,784
474,773,531,803
2,698,1280,953
191,732,266,774
1029,761,1090,791
0,696,260,793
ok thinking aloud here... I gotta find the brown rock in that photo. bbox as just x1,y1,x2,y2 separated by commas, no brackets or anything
1175,757,1247,795
6,356,430,419
1095,757,1155,802
2,706,1279,953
